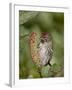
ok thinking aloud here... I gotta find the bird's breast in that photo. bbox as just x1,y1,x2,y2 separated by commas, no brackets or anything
39,43,49,66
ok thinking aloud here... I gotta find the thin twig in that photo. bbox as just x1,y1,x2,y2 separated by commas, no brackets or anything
37,67,43,78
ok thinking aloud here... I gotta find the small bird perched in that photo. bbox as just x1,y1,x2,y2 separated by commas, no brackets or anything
38,32,53,66
29,32,53,77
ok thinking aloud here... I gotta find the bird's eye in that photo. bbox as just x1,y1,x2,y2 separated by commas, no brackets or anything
41,39,44,43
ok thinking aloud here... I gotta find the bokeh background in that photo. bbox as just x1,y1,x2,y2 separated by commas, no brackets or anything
19,11,64,79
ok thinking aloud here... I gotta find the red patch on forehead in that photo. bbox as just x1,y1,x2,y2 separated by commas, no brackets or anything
41,32,49,38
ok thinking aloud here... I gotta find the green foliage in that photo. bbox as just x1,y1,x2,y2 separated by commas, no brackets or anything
19,11,64,79
47,63,64,77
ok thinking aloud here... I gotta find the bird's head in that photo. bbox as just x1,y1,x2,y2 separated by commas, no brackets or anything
40,32,51,43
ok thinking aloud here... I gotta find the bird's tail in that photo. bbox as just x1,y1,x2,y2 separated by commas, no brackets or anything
48,62,52,66
45,61,52,66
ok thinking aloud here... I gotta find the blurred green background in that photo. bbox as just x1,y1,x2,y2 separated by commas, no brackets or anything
19,11,64,79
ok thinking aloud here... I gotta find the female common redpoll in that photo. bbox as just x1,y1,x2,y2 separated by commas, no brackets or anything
30,32,53,68
38,32,53,66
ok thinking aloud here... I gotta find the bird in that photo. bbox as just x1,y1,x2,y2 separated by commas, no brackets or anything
29,32,53,68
